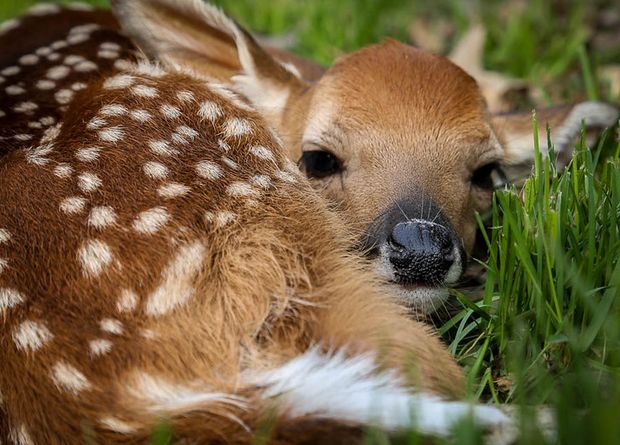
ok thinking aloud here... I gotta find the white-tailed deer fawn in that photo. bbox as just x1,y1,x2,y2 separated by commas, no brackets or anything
0,3,512,444
3,2,619,314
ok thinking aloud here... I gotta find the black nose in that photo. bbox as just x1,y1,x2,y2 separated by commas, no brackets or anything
388,221,455,285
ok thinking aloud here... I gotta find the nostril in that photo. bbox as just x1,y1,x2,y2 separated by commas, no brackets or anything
388,221,456,285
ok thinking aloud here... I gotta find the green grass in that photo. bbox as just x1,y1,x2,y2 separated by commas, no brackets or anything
2,1,619,444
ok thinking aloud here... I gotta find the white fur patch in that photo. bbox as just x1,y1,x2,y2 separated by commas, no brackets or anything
100,104,129,117
226,181,258,198
88,206,117,229
104,74,136,90
19,54,39,65
1,66,20,76
74,60,98,72
143,161,169,179
6,85,25,95
148,139,177,156
215,211,236,227
145,241,206,316
221,156,239,170
158,182,190,198
9,425,34,445
126,370,245,413
223,117,253,138
196,160,222,180
250,175,272,189
130,109,153,122
248,348,510,435
64,54,85,66
46,65,70,80
54,163,73,178
13,101,38,113
177,90,195,102
28,3,62,15
36,79,56,90
132,84,158,98
89,339,113,357
99,126,125,143
60,196,87,214
198,100,223,121
78,172,102,192
13,320,53,351
160,104,181,119
0,258,7,274
249,145,276,162
87,116,107,130
117,289,139,313
51,361,92,395
0,228,11,243
78,239,113,277
133,207,170,234
100,318,123,335
55,88,74,104
0,288,24,310
76,147,101,162
0,19,20,35
99,416,137,434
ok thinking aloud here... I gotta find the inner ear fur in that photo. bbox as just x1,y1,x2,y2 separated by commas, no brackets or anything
493,101,619,184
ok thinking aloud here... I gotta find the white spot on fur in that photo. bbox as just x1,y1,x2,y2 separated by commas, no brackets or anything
64,54,85,66
0,258,7,274
196,161,222,180
28,3,61,15
160,104,181,119
55,88,74,104
6,85,25,95
251,175,272,189
87,116,107,130
74,60,98,72
99,417,137,434
67,33,89,45
158,182,190,198
104,74,135,89
76,147,101,162
40,116,56,126
46,65,70,80
1,66,20,76
9,425,34,445
28,121,42,129
132,84,158,98
14,134,33,141
0,228,11,243
215,211,236,227
60,196,86,214
132,62,167,78
145,241,206,316
275,170,297,183
19,54,39,65
0,288,24,311
78,172,102,192
130,109,152,122
101,42,121,51
143,161,168,179
117,289,138,313
51,361,92,395
35,46,53,56
148,140,176,156
100,318,123,335
223,117,253,138
36,79,55,90
46,52,61,62
227,182,258,198
54,163,73,178
100,104,128,116
89,339,113,357
133,207,170,234
99,126,124,143
247,348,511,435
0,19,20,35
198,100,223,121
218,140,231,152
177,90,194,102
50,40,68,50
13,101,38,113
78,239,113,277
67,3,96,12
71,82,87,91
13,320,53,352
221,156,239,170
98,49,120,59
114,59,133,70
88,206,117,229
172,125,198,144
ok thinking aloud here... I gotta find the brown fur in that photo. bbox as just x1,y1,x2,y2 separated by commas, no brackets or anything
0,6,464,444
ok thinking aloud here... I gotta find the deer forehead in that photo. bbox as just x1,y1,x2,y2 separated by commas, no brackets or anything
305,41,492,162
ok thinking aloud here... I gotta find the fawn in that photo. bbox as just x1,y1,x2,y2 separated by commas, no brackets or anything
0,3,511,444
3,1,618,314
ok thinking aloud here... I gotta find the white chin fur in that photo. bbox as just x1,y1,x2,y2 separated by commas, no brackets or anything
373,243,461,314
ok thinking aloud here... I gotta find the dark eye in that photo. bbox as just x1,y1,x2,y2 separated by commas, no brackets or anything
298,150,343,179
471,162,505,190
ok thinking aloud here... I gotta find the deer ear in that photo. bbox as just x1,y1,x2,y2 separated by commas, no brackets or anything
111,0,305,126
492,101,619,184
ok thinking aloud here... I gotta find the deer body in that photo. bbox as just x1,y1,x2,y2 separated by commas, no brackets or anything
0,5,511,444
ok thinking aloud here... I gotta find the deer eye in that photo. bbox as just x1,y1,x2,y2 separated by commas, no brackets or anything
298,150,343,179
471,162,506,190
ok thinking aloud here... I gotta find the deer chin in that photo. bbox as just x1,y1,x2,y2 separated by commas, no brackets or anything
390,284,450,315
